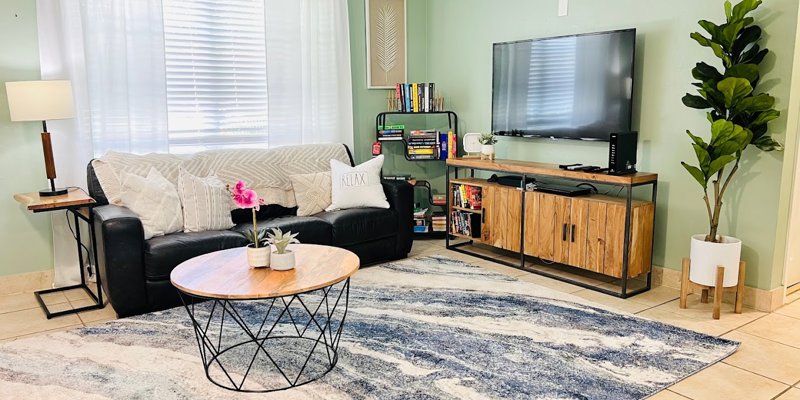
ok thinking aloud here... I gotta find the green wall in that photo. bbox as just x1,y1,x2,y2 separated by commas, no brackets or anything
419,0,798,289
0,1,53,277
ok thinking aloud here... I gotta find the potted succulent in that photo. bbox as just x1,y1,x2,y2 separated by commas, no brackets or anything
268,228,300,271
479,132,498,160
680,0,782,286
229,180,269,268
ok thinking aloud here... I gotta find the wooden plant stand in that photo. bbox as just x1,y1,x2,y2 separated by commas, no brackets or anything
680,257,745,319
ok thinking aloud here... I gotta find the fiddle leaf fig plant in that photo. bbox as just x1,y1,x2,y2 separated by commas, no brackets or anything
681,0,782,243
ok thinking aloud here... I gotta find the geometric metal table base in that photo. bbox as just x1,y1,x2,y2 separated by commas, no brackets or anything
178,278,350,392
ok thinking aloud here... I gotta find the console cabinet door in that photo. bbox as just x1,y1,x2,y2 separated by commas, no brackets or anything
551,196,572,264
534,192,557,260
585,201,608,273
482,185,522,252
568,198,589,269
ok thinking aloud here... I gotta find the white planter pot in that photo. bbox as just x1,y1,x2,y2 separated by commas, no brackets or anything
481,144,495,156
246,244,270,268
689,234,742,287
270,251,296,271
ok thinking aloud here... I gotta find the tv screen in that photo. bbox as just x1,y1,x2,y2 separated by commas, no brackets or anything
491,29,635,141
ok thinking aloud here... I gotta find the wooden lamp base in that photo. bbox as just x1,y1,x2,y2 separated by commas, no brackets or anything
680,257,746,319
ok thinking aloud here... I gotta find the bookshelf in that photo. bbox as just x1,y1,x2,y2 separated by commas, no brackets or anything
376,111,458,239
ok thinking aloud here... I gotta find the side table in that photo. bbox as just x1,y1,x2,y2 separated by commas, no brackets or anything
13,188,104,319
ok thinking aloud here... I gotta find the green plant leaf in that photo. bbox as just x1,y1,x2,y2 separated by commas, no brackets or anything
731,0,762,21
753,135,784,151
732,26,761,59
751,48,769,64
709,119,735,146
686,130,707,147
724,63,759,83
708,155,736,177
698,20,720,42
751,109,780,126
717,77,753,108
691,31,728,61
721,20,746,50
682,162,708,189
732,94,775,115
692,62,723,82
682,94,711,109
693,143,711,172
725,1,733,21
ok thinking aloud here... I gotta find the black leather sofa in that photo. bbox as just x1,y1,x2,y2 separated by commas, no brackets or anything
87,148,413,317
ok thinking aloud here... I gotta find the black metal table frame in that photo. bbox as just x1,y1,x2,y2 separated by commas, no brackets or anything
445,165,657,298
33,206,104,319
177,278,351,393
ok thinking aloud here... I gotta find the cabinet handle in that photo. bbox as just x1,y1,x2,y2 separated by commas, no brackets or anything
562,224,567,241
571,224,576,242
482,208,486,223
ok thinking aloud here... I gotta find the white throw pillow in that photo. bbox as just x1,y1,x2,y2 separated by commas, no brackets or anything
291,171,332,216
120,168,184,240
177,170,235,232
326,155,389,211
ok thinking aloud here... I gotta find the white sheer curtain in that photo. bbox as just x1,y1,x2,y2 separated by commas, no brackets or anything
37,0,353,286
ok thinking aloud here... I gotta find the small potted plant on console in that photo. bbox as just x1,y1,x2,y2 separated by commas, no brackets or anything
229,181,269,268
268,228,300,271
680,0,782,305
479,132,498,160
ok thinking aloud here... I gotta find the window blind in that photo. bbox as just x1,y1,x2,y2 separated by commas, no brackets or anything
162,0,269,153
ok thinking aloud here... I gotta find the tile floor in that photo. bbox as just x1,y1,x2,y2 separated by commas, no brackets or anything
0,239,798,399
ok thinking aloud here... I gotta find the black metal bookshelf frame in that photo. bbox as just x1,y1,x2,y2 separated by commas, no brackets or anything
376,111,457,238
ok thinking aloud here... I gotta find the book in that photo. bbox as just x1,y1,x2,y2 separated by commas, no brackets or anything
438,131,448,160
412,83,419,112
395,83,402,112
404,83,411,112
447,131,456,159
429,83,435,111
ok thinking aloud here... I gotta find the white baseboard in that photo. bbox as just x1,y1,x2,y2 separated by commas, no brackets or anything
652,265,784,312
0,270,54,295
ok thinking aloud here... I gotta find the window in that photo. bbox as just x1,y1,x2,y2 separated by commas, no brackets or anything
162,0,269,153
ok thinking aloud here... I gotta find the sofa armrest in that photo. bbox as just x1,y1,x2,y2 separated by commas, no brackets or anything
382,179,413,258
93,205,148,317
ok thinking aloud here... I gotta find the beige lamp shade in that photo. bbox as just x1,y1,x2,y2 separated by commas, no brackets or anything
5,80,74,122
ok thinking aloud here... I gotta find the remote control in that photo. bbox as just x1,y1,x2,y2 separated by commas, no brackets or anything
566,165,585,171
559,163,582,170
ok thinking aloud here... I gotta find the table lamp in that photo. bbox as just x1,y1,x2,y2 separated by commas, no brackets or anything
5,80,75,197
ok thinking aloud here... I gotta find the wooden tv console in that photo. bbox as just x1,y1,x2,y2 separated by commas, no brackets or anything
445,158,658,298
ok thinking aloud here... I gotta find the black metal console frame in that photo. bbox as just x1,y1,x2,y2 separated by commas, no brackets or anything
33,206,104,319
445,164,657,299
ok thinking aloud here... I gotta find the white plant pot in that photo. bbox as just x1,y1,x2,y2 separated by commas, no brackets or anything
689,234,742,287
246,244,270,268
481,144,495,156
270,251,296,271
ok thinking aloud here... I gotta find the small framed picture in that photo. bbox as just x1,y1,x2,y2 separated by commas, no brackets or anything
365,0,407,89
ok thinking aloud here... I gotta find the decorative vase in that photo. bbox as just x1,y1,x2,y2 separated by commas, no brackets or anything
689,234,742,287
246,244,270,268
481,144,495,160
270,251,295,271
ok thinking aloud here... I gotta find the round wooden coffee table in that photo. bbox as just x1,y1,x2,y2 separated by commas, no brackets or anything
170,244,359,392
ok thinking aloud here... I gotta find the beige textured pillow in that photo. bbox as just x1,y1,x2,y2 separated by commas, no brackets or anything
177,170,235,232
120,168,184,240
290,171,332,216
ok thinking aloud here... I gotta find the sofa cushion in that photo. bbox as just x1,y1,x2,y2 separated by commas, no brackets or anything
232,216,332,246
144,230,247,280
315,208,397,247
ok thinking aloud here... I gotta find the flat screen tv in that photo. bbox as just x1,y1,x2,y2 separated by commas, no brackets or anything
491,28,636,141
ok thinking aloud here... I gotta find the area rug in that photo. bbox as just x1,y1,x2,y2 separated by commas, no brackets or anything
0,256,737,399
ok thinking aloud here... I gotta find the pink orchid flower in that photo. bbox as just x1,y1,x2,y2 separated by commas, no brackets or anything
232,180,247,196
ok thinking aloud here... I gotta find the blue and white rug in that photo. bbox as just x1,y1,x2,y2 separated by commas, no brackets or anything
0,256,737,399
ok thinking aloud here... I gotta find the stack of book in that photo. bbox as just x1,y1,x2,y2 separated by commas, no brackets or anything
406,130,457,160
450,211,481,238
407,130,438,160
395,82,437,112
431,212,446,232
384,174,413,181
452,184,482,209
413,207,429,233
377,124,404,141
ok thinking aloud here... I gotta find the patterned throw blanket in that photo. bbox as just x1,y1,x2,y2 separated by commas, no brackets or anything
92,144,351,208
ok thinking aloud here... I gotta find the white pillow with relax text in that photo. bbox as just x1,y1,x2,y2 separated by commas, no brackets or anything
326,155,389,211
